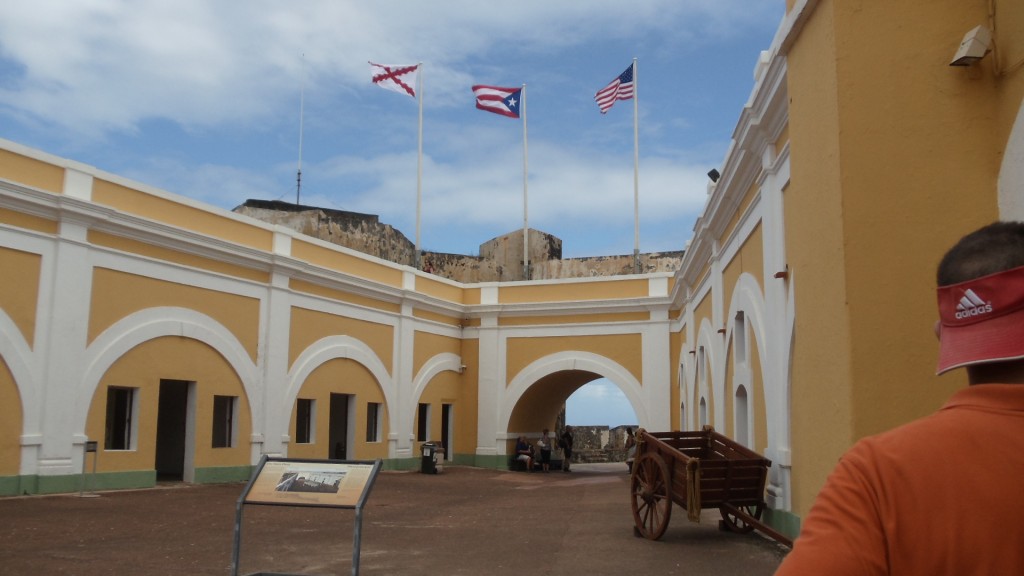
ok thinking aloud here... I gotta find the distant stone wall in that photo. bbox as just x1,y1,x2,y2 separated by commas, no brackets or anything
479,229,562,281
234,200,417,266
535,251,685,279
234,200,683,282
567,425,637,464
421,252,513,283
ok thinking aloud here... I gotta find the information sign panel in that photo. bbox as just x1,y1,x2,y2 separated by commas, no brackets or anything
244,459,376,508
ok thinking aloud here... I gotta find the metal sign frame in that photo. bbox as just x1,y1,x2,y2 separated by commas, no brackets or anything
231,456,382,576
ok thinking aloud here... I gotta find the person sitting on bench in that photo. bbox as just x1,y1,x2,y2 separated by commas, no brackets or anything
515,436,534,472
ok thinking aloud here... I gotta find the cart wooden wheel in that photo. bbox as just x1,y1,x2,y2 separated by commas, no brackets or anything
630,452,672,540
719,503,762,534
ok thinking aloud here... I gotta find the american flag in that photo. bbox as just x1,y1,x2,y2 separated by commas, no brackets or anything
472,85,522,118
594,63,635,114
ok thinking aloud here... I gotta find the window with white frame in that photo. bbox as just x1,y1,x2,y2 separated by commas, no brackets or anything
212,395,237,448
735,384,750,448
366,402,382,442
735,312,747,364
295,398,315,444
417,403,430,442
104,386,137,450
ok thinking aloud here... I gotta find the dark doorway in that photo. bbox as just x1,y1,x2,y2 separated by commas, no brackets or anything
441,403,453,461
155,379,190,481
329,393,351,460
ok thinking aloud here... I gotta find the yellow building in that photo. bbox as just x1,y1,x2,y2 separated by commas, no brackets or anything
0,0,1021,540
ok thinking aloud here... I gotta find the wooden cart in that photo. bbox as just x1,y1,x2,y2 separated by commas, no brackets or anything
629,427,792,547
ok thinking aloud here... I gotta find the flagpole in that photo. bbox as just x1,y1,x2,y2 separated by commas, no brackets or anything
522,83,529,280
297,53,305,205
632,57,640,274
416,62,423,269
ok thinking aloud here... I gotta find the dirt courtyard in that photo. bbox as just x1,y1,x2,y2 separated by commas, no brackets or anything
0,464,789,575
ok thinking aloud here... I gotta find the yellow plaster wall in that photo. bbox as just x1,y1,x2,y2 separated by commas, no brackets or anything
291,239,403,288
835,0,995,442
414,369,464,451
721,183,762,246
91,179,273,252
784,0,855,518
463,288,481,306
505,334,642,386
669,330,682,430
288,307,394,372
721,224,765,303
692,292,713,336
724,346,734,436
290,279,401,314
83,336,252,472
0,247,41,347
89,231,270,284
415,275,465,304
0,207,58,235
0,356,21,475
412,308,461,326
286,357,390,461
498,311,649,326
499,278,648,303
458,338,480,450
784,0,1023,517
413,332,461,379
0,149,64,193
751,327,768,456
89,268,261,362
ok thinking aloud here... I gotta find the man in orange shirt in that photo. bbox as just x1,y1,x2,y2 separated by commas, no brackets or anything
776,221,1024,575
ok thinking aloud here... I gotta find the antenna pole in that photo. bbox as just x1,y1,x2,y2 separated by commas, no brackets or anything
297,54,305,205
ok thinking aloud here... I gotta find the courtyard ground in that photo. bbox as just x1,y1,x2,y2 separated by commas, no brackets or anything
0,463,789,575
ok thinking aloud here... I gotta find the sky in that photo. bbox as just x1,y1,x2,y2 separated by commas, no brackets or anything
0,1,785,427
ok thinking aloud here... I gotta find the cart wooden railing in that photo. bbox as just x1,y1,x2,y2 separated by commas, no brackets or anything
630,427,792,547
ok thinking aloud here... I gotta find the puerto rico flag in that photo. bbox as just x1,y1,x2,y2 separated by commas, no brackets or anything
369,62,419,98
472,85,522,118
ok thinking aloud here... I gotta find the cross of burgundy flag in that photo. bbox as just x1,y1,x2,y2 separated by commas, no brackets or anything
369,62,419,98
471,85,522,118
594,63,635,113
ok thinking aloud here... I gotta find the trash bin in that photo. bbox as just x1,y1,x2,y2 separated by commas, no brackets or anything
421,442,437,474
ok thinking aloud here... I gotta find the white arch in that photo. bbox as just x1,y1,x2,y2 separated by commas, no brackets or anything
77,307,259,434
695,317,719,424
0,309,38,471
408,352,462,424
501,351,648,432
999,97,1024,220
282,335,394,434
724,273,771,441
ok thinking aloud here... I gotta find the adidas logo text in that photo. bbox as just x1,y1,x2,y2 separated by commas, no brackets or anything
955,289,993,319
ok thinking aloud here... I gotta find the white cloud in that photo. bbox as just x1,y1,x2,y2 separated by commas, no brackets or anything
0,0,779,137
566,380,639,427
0,0,782,258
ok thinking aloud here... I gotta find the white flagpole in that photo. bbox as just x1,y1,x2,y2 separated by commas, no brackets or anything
632,57,640,274
416,62,423,269
522,84,529,280
297,53,305,205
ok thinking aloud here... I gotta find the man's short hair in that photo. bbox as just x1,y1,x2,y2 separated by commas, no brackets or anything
935,221,1024,374
937,221,1024,286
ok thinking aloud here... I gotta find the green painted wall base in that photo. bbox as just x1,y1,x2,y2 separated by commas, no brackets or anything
193,465,252,484
3,467,258,496
382,457,420,471
763,508,801,541
0,475,25,496
470,453,512,470
0,455,550,496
